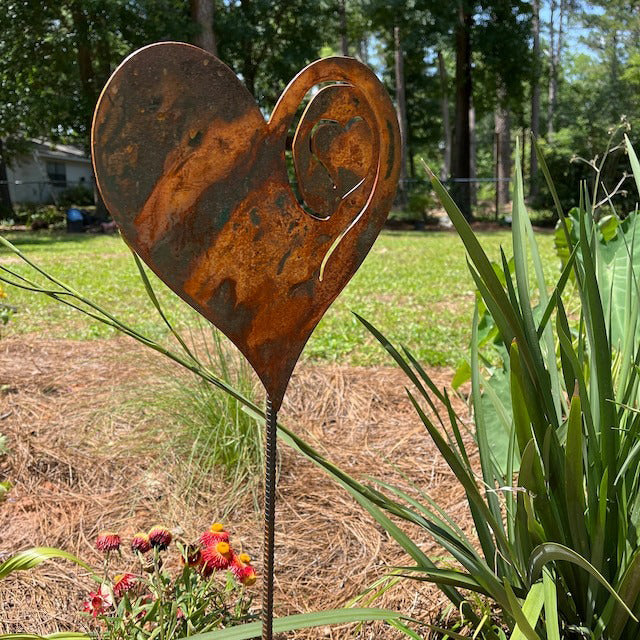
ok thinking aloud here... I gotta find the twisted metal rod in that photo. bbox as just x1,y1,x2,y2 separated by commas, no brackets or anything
261,396,278,640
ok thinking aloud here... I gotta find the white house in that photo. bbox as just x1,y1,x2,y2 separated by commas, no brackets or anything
7,140,93,204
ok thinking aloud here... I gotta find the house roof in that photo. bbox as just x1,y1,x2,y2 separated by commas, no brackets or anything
31,139,91,164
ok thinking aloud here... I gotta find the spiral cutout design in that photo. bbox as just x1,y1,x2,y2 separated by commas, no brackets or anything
269,57,398,280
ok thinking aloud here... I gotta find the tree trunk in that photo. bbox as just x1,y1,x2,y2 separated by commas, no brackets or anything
529,0,540,199
437,50,452,182
452,2,472,219
338,0,349,56
69,2,97,108
495,87,511,212
548,0,558,139
69,2,109,218
191,0,217,56
394,25,409,207
0,139,13,215
470,100,477,207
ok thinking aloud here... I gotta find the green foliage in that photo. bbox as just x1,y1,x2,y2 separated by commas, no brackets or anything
406,187,438,222
215,0,334,110
57,185,94,209
0,0,193,155
276,138,640,639
9,204,66,229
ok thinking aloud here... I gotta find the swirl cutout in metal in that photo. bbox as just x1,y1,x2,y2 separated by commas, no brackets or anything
91,42,400,409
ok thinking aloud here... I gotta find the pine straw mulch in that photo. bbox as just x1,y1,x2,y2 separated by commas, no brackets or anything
0,335,478,638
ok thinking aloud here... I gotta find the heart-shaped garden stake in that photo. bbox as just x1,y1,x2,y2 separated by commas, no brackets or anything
92,42,400,639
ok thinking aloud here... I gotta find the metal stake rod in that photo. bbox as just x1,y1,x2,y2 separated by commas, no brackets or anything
262,396,278,640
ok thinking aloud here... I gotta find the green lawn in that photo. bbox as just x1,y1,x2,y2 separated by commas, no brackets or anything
0,229,558,367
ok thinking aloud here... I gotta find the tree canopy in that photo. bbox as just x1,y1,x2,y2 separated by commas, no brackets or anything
1,0,638,218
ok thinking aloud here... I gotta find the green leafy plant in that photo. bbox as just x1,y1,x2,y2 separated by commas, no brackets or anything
287,136,640,639
10,204,65,229
57,185,94,209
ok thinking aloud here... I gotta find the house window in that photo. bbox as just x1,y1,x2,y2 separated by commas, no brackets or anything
46,161,67,187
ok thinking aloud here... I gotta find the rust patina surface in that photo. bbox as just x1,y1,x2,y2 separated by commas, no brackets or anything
92,42,400,409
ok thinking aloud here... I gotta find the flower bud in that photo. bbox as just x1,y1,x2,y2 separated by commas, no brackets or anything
131,532,152,554
96,531,121,552
148,525,172,550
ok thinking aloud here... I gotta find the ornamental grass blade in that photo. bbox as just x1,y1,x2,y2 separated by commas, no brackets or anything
625,135,640,197
536,246,577,339
423,161,532,370
386,619,424,640
471,305,505,540
0,547,93,580
565,396,589,558
0,635,91,640
182,608,406,640
393,566,491,597
605,547,640,640
131,251,198,363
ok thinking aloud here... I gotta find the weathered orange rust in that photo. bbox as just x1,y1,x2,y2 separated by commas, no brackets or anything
92,42,400,410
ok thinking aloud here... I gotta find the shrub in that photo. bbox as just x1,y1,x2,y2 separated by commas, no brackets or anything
57,184,94,208
158,322,263,498
11,203,65,228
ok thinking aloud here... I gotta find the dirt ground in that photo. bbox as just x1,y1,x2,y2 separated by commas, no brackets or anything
0,335,477,638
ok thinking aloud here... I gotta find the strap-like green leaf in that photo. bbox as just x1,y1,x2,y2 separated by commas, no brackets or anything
528,543,636,620
0,547,92,580
183,608,405,640
505,581,543,640
542,569,561,640
565,396,589,557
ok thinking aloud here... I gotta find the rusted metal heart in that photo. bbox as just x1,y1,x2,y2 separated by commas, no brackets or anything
92,42,400,409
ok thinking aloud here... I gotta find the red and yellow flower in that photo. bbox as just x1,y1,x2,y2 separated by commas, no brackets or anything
231,552,257,586
200,540,233,572
113,572,138,598
199,522,230,547
148,525,172,550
